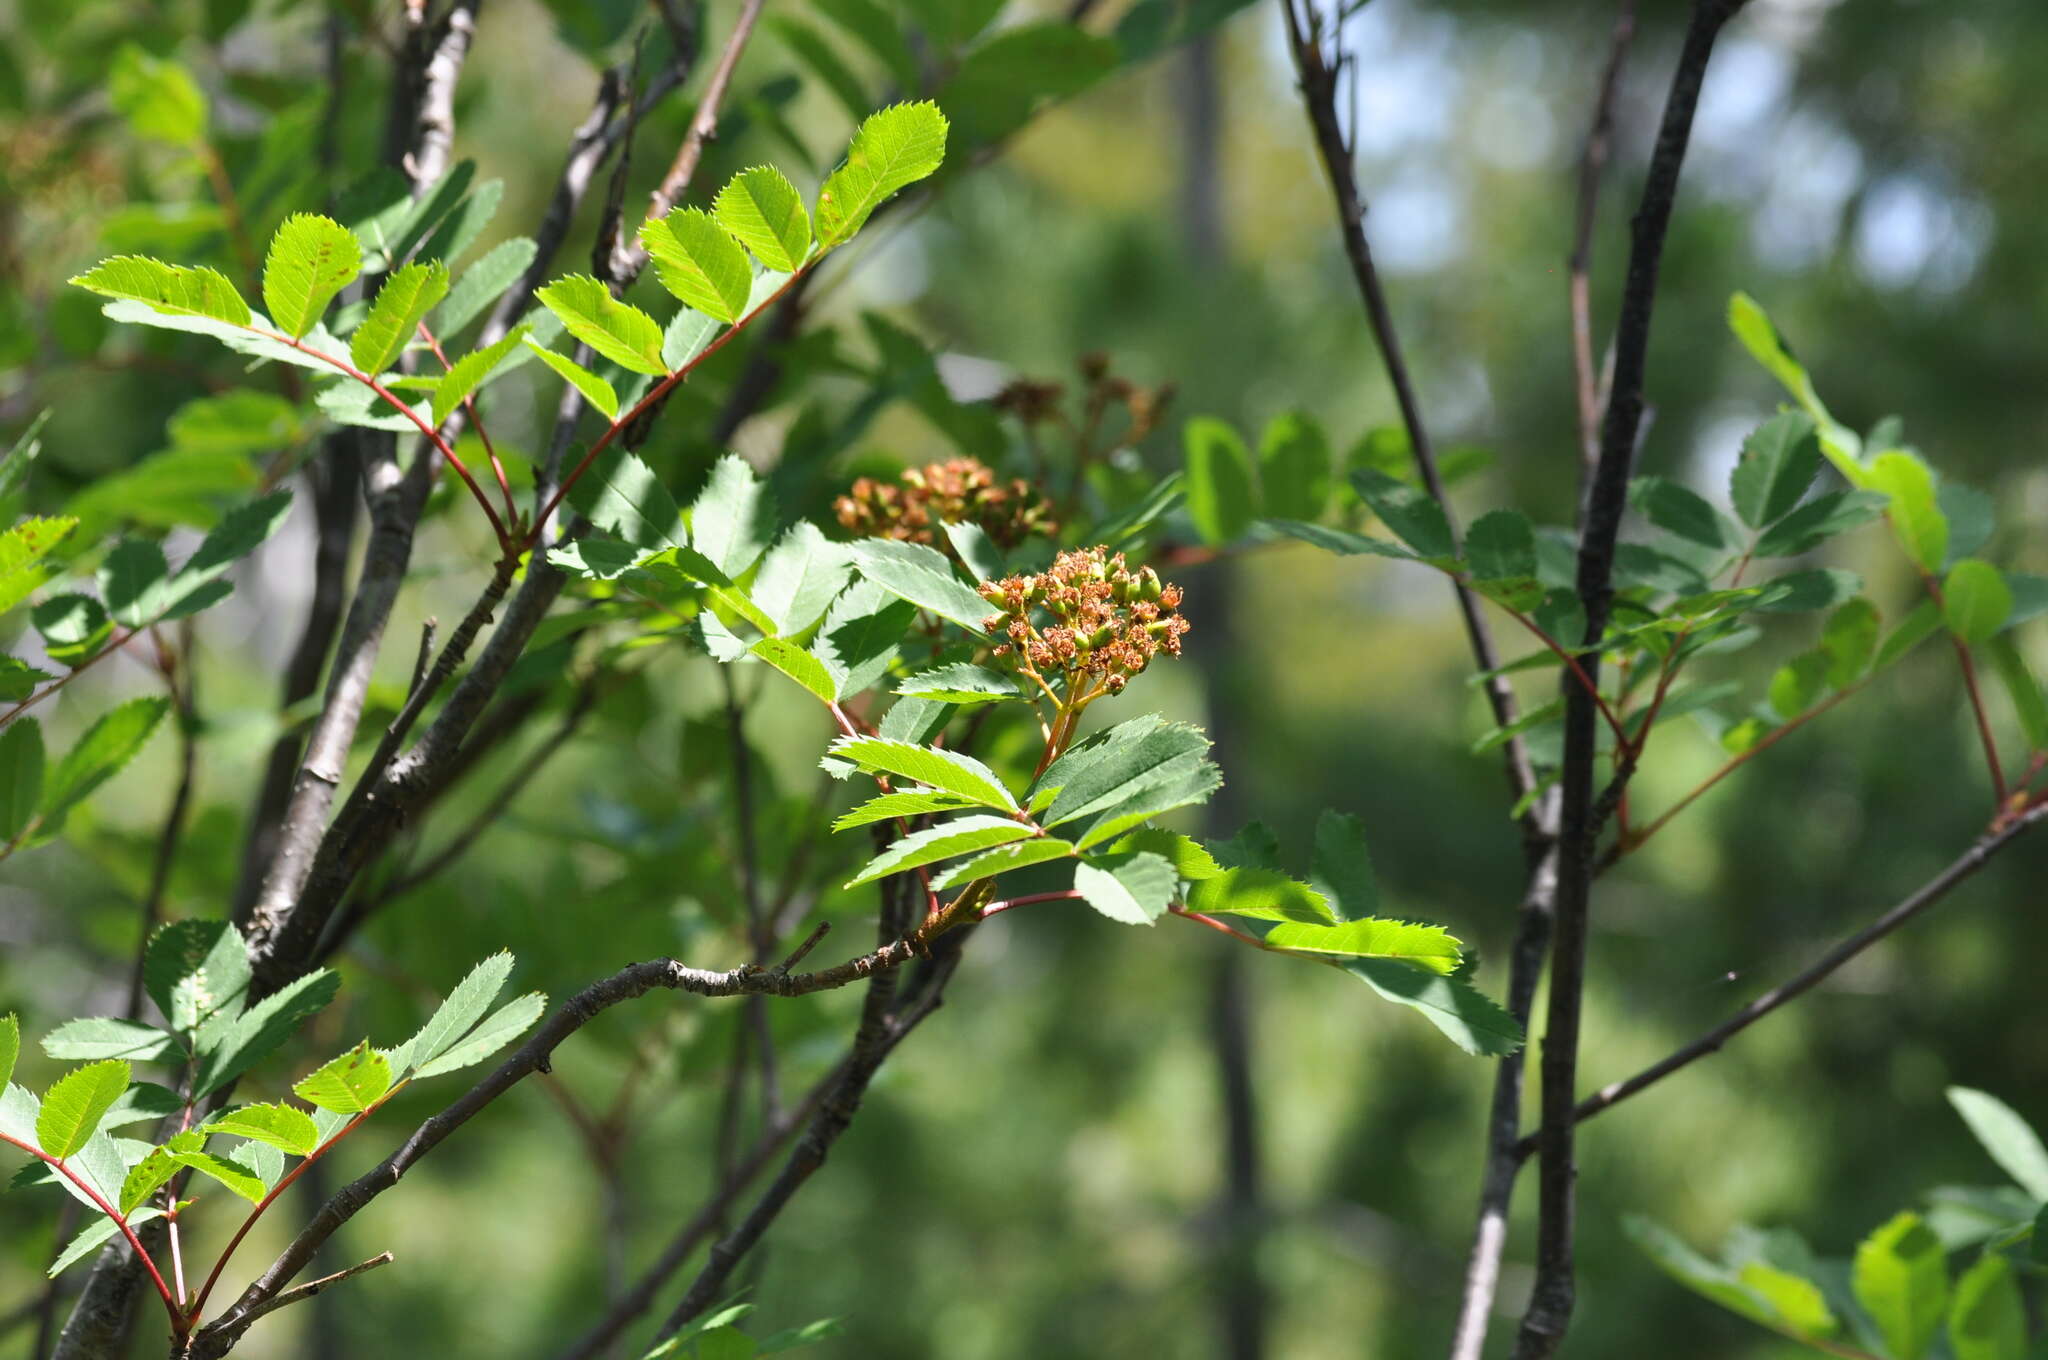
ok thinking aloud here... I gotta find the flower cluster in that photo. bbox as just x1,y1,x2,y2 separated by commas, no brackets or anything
978,547,1190,696
833,458,1055,549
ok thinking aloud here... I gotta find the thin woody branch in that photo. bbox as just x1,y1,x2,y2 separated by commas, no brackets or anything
1514,802,2048,1158
191,923,967,1357
1515,5,1749,1358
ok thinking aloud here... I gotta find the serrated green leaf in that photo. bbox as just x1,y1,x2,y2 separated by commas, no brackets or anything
0,1014,16,1091
262,214,362,340
433,236,538,337
142,918,251,1038
1753,489,1888,557
71,256,251,328
1352,466,1454,558
690,454,774,577
1949,1254,2025,1360
1309,811,1379,920
1183,417,1255,546
1736,1261,1837,1338
1943,559,2012,645
1341,958,1521,1056
192,968,341,1097
831,789,976,831
1256,412,1332,522
1262,917,1461,971
41,696,170,831
930,838,1076,890
1264,518,1416,561
39,1018,178,1064
894,663,1021,704
1464,509,1536,581
1867,450,1948,573
0,515,78,617
98,539,171,629
812,585,916,699
1948,1087,2048,1199
715,166,811,272
1728,292,1824,415
50,1205,170,1277
1753,568,1861,614
0,718,44,842
827,737,1015,810
751,637,838,702
200,1102,319,1158
431,326,529,426
847,538,992,635
292,1042,392,1114
1073,851,1176,925
525,339,619,420
168,1148,267,1203
37,1060,130,1158
535,274,667,376
350,260,449,375
411,993,546,1080
564,447,682,550
751,523,852,636
1631,477,1731,550
846,815,1035,887
1730,413,1820,529
1853,1211,1946,1360
391,953,512,1079
1185,867,1333,924
816,102,949,247
642,208,753,322
1031,716,1208,823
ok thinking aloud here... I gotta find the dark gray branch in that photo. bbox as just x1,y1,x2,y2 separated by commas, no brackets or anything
1514,6,1749,1357
1515,803,2048,1159
190,929,953,1357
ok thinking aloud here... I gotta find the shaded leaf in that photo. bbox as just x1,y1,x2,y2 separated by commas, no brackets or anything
845,816,1035,887
1073,851,1176,925
412,993,546,1079
1182,417,1255,546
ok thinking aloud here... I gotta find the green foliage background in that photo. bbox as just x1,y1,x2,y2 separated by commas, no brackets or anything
5,0,2048,1356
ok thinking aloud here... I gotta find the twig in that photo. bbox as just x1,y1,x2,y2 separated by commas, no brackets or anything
1515,803,2048,1157
1568,1,1638,475
192,922,974,1356
608,0,768,281
1514,7,1749,1359
226,1253,395,1331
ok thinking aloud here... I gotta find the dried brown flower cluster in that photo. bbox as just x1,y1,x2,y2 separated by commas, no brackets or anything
833,458,1055,549
978,546,1190,696
991,352,1176,447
